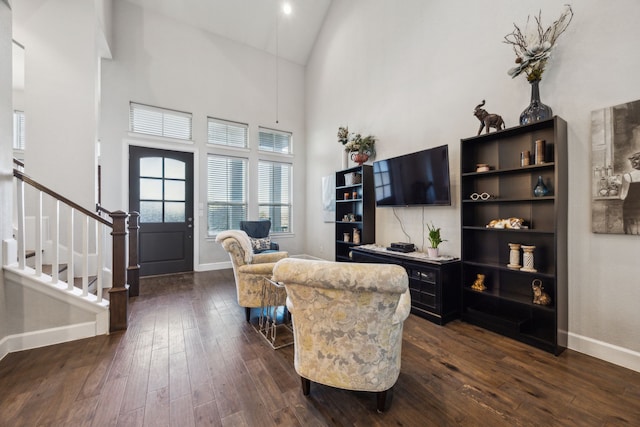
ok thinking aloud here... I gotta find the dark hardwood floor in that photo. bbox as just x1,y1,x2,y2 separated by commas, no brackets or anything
1,269,639,426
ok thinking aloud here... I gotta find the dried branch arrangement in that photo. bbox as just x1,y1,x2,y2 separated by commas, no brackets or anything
504,5,574,82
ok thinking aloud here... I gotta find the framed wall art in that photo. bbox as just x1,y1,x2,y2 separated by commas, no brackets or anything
591,99,640,234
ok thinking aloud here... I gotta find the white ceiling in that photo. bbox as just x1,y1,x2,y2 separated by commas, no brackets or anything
126,0,333,65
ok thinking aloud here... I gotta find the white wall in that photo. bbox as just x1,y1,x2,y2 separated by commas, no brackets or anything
99,0,307,269
305,0,640,371
0,0,13,341
13,0,98,209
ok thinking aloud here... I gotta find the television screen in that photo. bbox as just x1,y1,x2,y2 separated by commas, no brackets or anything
373,145,451,206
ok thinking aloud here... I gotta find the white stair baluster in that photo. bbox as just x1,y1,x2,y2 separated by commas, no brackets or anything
82,215,89,297
16,179,26,269
67,207,75,291
35,190,43,276
51,200,60,283
96,220,104,301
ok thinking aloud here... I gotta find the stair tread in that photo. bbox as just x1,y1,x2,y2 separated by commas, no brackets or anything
41,264,68,275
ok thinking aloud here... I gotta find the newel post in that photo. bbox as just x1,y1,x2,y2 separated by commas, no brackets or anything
127,212,140,297
109,210,130,332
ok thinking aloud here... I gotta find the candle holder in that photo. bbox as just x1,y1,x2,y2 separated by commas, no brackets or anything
507,243,522,269
521,245,537,272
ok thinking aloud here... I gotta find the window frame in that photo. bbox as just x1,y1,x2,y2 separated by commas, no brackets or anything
206,153,249,236
258,126,292,155
207,117,249,149
257,158,292,234
13,110,25,150
129,102,193,141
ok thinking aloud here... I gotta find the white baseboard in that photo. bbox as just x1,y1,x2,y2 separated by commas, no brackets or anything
290,253,327,260
196,261,231,271
0,322,98,361
569,332,640,373
196,254,326,272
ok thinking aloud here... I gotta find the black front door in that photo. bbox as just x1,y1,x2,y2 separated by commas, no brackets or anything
129,146,194,276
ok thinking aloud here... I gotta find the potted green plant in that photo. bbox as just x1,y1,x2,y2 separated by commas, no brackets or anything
426,222,446,258
337,126,376,165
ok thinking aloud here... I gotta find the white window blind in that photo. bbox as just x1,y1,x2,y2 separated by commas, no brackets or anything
258,128,291,154
208,118,248,148
258,160,291,233
13,110,25,150
207,155,248,235
130,102,192,140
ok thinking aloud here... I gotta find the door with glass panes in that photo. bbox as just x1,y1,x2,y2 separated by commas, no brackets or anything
129,146,194,276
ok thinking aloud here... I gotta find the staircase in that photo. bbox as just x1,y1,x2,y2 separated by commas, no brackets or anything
1,159,139,360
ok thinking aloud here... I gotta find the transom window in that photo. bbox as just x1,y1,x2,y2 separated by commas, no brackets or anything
130,102,192,141
259,128,291,154
207,155,248,235
208,117,248,148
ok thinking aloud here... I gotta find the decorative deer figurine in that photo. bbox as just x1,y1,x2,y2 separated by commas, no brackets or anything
474,100,505,135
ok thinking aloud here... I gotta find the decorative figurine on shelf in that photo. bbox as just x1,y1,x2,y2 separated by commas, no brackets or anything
473,100,505,135
532,279,551,306
471,273,487,291
353,228,361,244
486,217,525,229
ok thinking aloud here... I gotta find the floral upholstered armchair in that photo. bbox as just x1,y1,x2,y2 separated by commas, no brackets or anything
216,230,288,322
272,258,411,412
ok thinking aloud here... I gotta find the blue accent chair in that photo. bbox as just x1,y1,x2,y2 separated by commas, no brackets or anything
240,220,280,253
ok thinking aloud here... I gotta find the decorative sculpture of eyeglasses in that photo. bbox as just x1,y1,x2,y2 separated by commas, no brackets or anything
469,192,493,200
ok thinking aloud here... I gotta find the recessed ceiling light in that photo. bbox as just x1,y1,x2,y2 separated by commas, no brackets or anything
283,2,292,15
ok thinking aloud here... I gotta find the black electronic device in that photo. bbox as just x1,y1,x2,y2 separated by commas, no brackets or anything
373,144,451,207
390,242,415,251
386,246,414,253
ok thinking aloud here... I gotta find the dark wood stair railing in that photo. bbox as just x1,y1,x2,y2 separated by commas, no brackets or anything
97,204,140,298
12,161,138,332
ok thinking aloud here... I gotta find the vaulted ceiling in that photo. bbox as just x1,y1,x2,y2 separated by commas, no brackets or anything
126,0,333,66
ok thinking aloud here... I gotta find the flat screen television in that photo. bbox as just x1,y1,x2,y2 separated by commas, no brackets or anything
373,145,451,206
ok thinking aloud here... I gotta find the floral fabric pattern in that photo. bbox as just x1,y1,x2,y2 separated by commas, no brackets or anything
273,258,410,393
217,233,288,308
250,236,271,252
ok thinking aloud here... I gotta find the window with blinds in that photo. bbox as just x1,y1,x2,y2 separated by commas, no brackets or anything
258,160,291,233
13,110,25,150
207,155,248,235
208,118,248,148
258,128,291,154
129,102,192,140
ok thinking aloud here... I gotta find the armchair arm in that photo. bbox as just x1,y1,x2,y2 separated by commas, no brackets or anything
253,251,288,264
238,262,279,275
392,289,412,325
270,241,280,251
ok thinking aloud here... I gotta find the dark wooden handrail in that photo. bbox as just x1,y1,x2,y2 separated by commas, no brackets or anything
13,162,136,332
13,169,111,227
96,203,112,215
13,158,24,168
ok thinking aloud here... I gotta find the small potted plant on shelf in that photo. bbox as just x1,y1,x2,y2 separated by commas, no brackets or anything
337,126,376,165
426,222,445,258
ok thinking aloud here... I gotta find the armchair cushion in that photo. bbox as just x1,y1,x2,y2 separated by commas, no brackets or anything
250,236,272,252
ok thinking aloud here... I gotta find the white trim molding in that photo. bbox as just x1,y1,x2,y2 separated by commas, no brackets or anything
0,322,98,361
569,332,640,373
